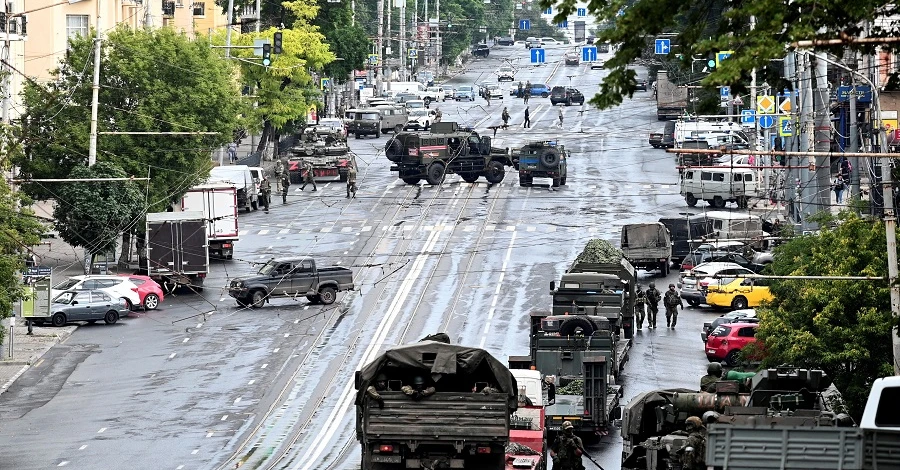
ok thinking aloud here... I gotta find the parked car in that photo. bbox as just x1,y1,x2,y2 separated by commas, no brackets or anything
393,92,420,104
549,86,585,106
316,117,348,139
695,241,774,265
52,275,141,310
635,78,648,91
472,43,490,57
497,36,515,46
405,99,427,110
589,60,605,70
117,274,165,310
455,85,475,101
443,87,455,100
705,321,759,365
484,84,504,99
541,37,561,46
679,262,754,307
510,83,551,97
681,250,766,274
706,278,773,310
701,309,757,343
525,37,543,49
404,108,435,130
564,52,580,66
497,66,516,82
42,290,131,327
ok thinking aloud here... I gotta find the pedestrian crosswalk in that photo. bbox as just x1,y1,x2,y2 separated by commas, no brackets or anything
237,220,623,237
283,180,674,193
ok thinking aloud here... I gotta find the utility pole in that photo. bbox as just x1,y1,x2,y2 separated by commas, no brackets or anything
387,0,392,83
88,0,103,167
1,2,10,124
435,0,441,76
400,0,406,82
144,0,152,27
849,73,860,199
798,52,813,229
377,0,384,96
225,0,235,58
813,52,832,211
255,0,261,32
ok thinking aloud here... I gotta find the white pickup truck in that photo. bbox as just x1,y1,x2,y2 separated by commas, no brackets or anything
421,86,446,105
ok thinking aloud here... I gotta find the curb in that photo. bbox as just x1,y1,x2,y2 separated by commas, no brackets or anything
0,324,77,396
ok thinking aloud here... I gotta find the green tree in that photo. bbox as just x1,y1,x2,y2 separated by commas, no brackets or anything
17,27,245,211
313,1,369,80
51,162,145,270
0,125,45,345
754,212,894,419
546,0,898,109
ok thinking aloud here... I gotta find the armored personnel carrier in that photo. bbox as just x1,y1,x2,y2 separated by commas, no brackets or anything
384,122,517,185
288,126,352,183
513,141,568,187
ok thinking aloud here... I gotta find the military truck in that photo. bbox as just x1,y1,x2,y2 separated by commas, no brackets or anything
620,367,858,470
620,222,673,276
384,122,517,185
287,126,352,183
513,141,568,187
656,71,688,121
354,339,518,469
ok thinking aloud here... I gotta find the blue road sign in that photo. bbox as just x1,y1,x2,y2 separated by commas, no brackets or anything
779,116,793,137
519,19,530,30
530,48,545,64
759,114,775,129
582,46,597,62
741,109,755,125
577,8,586,16
720,86,730,97
558,20,568,28
654,39,670,55
544,7,552,14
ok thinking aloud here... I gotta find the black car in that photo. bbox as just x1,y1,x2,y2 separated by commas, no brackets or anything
636,79,648,91
497,37,514,46
472,44,490,57
549,86,585,106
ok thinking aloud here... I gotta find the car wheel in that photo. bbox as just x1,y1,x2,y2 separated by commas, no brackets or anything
725,350,741,366
355,133,361,139
143,293,160,310
685,193,698,207
104,310,119,325
51,313,66,327
713,196,726,208
319,287,337,305
306,295,321,304
541,92,549,98
686,299,700,307
394,124,403,133
731,296,749,310
402,177,421,185
250,290,267,308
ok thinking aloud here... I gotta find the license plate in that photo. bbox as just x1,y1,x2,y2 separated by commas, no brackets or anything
371,455,401,463
707,349,716,354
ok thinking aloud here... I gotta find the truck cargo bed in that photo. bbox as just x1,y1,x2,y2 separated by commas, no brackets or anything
362,392,510,443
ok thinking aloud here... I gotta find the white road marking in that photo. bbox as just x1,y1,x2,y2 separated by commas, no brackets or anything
239,230,248,236
192,448,200,454
320,227,333,233
341,227,352,233
78,445,87,450
234,397,242,405
273,348,280,353
197,323,203,329
248,380,255,385
221,415,228,421
261,363,268,369
279,228,290,234
182,338,189,343
362,226,372,232
284,333,290,338
57,462,68,467
506,225,515,231
258,230,269,235
207,432,214,438
97,428,106,433
486,225,496,231
168,353,177,359
177,466,185,470
527,226,536,232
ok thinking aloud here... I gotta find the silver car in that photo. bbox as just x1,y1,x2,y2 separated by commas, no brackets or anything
679,262,754,307
42,290,131,327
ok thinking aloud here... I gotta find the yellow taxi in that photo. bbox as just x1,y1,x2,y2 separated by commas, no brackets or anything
705,278,773,310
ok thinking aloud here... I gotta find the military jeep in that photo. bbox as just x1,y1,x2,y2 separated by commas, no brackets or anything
384,122,517,185
513,141,568,187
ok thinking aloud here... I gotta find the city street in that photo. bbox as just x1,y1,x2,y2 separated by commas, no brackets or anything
1,44,714,470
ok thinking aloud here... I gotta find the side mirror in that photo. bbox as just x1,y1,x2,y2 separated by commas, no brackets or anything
354,370,362,390
550,281,556,291
71,301,78,305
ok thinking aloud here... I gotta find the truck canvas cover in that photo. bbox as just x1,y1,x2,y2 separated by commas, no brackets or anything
356,340,518,410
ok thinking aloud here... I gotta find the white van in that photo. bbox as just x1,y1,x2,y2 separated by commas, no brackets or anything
383,81,426,97
208,165,259,212
675,120,750,148
703,211,769,250
680,167,757,209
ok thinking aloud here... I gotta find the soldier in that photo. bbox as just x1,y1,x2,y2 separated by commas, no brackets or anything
557,107,564,129
260,176,272,212
300,161,317,191
634,285,647,329
646,281,661,329
700,362,723,392
517,81,523,98
434,107,442,123
366,373,389,408
550,421,585,470
544,376,556,405
677,416,707,470
664,283,683,328
281,172,291,204
346,164,358,199
523,107,531,129
274,158,285,179
401,375,436,400
517,386,533,406
501,107,510,128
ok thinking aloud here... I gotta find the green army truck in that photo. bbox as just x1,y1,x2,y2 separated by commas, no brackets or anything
513,141,568,187
384,122,518,185
355,339,518,470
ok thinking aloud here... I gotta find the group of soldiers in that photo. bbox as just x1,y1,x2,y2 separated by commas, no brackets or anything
365,373,505,407
516,80,533,103
257,158,358,212
633,282,685,329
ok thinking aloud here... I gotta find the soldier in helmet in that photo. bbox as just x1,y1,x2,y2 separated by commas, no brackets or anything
664,283,684,328
346,163,358,199
701,362,723,392
401,375,436,400
259,176,272,213
634,284,647,330
366,373,389,408
281,171,291,204
550,421,585,470
677,416,707,470
300,161,317,191
646,281,661,329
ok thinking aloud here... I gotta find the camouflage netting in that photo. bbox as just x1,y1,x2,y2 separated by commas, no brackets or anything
574,239,623,264
505,442,540,455
557,380,584,395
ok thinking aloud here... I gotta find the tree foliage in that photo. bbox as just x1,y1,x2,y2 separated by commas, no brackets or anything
0,125,46,345
543,0,900,109
754,212,894,419
17,27,245,212
52,162,145,258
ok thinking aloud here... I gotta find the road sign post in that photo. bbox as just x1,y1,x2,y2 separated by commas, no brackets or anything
759,114,776,129
582,46,597,62
530,48,545,64
778,116,793,137
519,19,530,30
654,39,670,55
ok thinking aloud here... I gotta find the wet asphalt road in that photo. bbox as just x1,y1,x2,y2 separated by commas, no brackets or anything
0,43,720,470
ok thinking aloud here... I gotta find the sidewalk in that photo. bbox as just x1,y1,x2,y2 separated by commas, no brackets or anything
0,319,77,395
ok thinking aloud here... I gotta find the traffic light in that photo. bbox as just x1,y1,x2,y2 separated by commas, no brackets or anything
262,43,272,66
273,32,283,54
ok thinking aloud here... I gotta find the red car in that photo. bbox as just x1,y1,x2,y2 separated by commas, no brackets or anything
118,274,164,310
705,321,758,365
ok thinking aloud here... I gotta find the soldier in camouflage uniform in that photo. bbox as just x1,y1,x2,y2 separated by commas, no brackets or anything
401,376,436,400
700,362,722,392
664,283,683,328
550,421,585,470
645,281,661,329
366,373,389,408
634,285,647,329
677,416,707,470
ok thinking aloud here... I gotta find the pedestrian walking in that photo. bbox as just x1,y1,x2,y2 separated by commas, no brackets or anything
260,176,272,212
485,91,491,106
346,164,358,198
501,107,510,128
840,157,852,180
300,161,317,191
646,281,661,329
523,107,530,129
281,173,291,203
227,142,238,163
517,82,523,98
664,283,683,328
557,107,564,129
550,421,586,470
833,174,847,204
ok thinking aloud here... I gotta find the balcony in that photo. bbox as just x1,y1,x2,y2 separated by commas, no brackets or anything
192,2,205,16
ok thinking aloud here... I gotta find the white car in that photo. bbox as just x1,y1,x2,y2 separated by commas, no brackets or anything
485,84,503,99
405,109,435,130
541,37,561,46
405,99,427,110
52,275,142,310
315,118,347,138
497,66,515,82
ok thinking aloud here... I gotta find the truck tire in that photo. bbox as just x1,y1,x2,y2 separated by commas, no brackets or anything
485,161,505,184
104,310,119,325
558,316,595,337
425,162,446,185
560,176,567,185
250,290,267,308
236,298,248,307
659,261,669,276
713,196,726,208
385,138,404,162
519,175,533,187
685,193,698,207
318,286,337,305
540,149,560,167
461,173,480,183
552,178,561,187
402,177,421,185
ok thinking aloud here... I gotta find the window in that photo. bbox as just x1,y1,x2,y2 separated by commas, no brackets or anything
712,172,725,182
734,173,743,182
66,14,89,39
738,327,757,337
192,1,205,15
745,173,754,182
700,172,712,181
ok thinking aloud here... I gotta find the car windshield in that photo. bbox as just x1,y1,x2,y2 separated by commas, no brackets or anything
54,279,80,290
319,119,341,128
407,101,424,108
53,292,75,304
258,260,280,275
458,86,473,92
410,109,429,117
356,112,380,120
